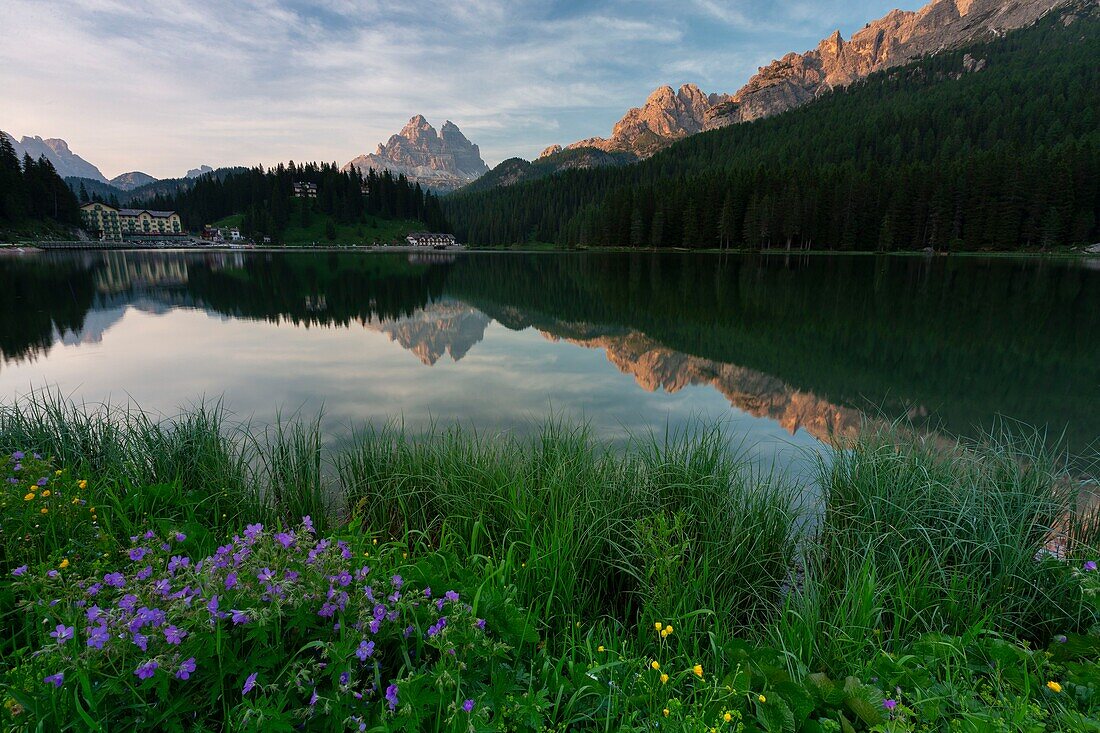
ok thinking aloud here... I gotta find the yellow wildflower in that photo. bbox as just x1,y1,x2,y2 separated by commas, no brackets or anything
597,645,605,653
54,470,62,476
41,490,50,497
757,694,766,703
692,664,703,679
23,493,35,501
654,621,663,631
72,498,79,504
372,538,377,545
402,552,408,559
660,673,669,684
661,628,670,638
1047,681,1062,693
665,625,674,635
78,480,87,489
662,708,670,717
59,558,69,569
724,712,732,722
650,660,660,671
40,507,48,514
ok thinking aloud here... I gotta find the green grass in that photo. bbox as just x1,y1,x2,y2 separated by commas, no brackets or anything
1,393,1098,730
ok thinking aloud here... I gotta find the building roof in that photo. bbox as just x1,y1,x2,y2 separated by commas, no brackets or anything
118,208,177,218
80,203,178,218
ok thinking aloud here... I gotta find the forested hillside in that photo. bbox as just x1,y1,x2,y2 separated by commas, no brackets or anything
135,162,448,244
445,6,1099,251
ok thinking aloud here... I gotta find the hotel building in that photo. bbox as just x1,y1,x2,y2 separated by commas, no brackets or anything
81,203,184,241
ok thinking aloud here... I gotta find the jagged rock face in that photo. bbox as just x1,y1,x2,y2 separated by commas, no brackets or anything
562,83,732,159
3,132,107,182
554,0,1068,155
109,171,158,190
185,165,214,179
538,144,563,159
343,116,489,193
707,0,1067,127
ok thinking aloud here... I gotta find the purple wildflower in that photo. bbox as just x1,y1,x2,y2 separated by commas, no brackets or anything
87,626,109,649
174,532,186,542
128,547,148,562
118,594,139,612
164,625,186,645
1055,634,1068,643
230,609,249,625
475,618,486,631
135,660,158,680
44,672,64,688
424,587,432,598
49,624,74,642
385,683,399,711
12,451,24,460
176,657,197,680
132,633,148,651
302,515,314,533
242,672,258,695
1085,560,1098,572
244,523,263,541
274,531,295,548
309,688,319,706
391,574,403,589
355,640,375,661
257,567,274,583
12,565,27,577
47,570,59,578
85,605,102,622
86,583,101,596
340,671,350,685
167,555,190,574
207,595,220,616
404,625,414,638
144,530,155,540
445,590,460,603
225,572,238,589
135,565,153,581
883,699,898,711
104,572,125,588
463,699,475,713
284,570,299,582
36,477,48,487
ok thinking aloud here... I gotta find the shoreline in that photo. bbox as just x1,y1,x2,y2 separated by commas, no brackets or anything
2,241,1097,260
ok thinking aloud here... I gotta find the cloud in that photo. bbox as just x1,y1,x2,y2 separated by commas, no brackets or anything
0,0,906,176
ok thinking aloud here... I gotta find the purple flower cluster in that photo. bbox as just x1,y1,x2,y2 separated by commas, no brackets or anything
25,516,493,720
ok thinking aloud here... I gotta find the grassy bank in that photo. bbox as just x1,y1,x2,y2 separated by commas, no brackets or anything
0,396,1097,731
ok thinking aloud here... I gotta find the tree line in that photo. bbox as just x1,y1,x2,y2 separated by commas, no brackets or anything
0,133,81,231
444,10,1099,251
131,162,448,243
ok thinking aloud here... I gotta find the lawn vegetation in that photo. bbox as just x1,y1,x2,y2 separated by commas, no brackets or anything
0,393,1097,731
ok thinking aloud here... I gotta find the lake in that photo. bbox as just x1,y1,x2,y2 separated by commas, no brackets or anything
1,250,1097,477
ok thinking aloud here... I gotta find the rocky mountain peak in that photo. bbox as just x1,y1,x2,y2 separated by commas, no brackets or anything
343,116,488,193
3,132,107,182
552,0,1068,161
538,145,563,160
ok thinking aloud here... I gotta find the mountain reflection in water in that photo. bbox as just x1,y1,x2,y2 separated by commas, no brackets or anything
1,250,1096,470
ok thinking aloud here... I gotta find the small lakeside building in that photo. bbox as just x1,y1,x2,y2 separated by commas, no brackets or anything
405,232,457,248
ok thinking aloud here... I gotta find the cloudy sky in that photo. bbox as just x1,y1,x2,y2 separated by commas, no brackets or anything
1,0,907,179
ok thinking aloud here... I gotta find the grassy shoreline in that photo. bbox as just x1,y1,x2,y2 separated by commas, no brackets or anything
1,397,1097,730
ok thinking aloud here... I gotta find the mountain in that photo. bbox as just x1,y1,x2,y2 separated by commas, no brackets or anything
3,132,107,182
546,0,1069,161
185,165,213,179
460,148,637,194
342,116,489,193
560,84,731,159
707,0,1069,128
109,171,158,191
444,2,1099,251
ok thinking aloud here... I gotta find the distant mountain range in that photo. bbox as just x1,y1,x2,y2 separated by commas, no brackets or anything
478,0,1072,190
342,116,489,194
6,0,1073,202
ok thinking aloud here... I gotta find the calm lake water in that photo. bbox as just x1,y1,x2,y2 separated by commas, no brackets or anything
1,250,1097,476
